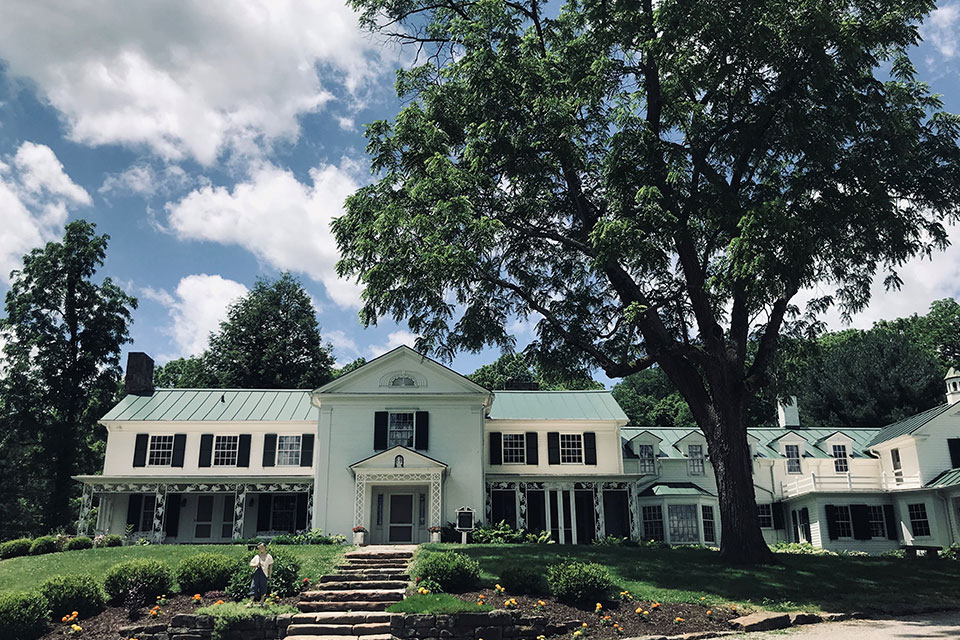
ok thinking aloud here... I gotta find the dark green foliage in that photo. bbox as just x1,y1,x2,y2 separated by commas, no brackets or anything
412,552,480,592
153,355,216,388
226,548,302,600
470,521,526,544
63,537,93,552
468,353,601,391
29,536,59,556
546,560,612,604
176,554,241,595
95,534,123,548
40,574,105,619
0,591,49,640
268,530,346,545
332,357,367,378
103,559,173,604
499,566,543,594
0,538,33,559
1,220,136,537
612,368,696,428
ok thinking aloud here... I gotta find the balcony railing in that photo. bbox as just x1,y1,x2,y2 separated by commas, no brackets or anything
781,471,922,498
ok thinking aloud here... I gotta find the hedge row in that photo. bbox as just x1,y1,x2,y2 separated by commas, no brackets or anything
0,534,122,560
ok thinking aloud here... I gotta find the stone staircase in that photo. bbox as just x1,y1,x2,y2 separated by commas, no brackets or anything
286,546,416,640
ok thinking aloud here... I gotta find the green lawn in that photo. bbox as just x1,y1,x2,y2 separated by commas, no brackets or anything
425,543,960,614
0,544,348,595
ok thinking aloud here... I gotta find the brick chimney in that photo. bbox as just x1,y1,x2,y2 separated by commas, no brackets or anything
125,352,155,396
777,396,800,429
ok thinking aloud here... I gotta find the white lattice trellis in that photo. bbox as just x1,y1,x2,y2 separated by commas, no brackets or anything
354,470,444,529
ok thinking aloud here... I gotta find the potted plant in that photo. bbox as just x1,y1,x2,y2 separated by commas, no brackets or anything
352,526,368,546
428,525,442,543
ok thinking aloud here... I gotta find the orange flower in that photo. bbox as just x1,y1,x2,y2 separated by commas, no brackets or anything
706,610,712,616
651,602,661,609
674,617,684,623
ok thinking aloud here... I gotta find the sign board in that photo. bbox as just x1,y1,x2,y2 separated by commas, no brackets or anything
455,506,476,531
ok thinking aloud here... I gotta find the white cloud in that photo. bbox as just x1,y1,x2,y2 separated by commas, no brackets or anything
923,4,960,59
327,329,359,357
0,142,90,281
367,330,418,358
164,160,364,308
0,1,395,164
144,274,248,358
99,163,190,197
337,116,356,131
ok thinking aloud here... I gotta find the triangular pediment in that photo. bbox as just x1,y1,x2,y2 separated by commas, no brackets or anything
350,446,448,471
313,346,490,397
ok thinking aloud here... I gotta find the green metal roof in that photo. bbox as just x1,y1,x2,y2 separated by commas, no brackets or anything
101,389,315,422
866,402,958,447
927,467,960,489
638,482,714,497
622,427,882,459
488,390,628,422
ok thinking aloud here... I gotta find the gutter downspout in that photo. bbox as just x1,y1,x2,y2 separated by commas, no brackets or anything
936,489,956,546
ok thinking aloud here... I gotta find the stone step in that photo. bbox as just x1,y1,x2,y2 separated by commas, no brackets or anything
344,551,413,559
334,569,410,578
285,635,392,640
286,622,392,636
297,601,393,612
320,572,409,582
314,580,408,590
302,589,406,603
340,561,408,569
291,612,394,625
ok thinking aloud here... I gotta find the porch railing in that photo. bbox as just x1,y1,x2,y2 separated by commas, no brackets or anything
781,471,922,497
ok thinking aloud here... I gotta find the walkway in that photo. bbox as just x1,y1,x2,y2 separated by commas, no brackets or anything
747,610,960,639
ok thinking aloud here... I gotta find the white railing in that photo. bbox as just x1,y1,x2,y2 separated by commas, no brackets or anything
781,472,922,497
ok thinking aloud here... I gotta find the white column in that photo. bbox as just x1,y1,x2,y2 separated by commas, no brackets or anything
232,485,247,540
593,484,604,540
354,473,367,528
151,485,167,544
628,482,641,540
77,484,94,535
430,471,442,527
314,406,333,531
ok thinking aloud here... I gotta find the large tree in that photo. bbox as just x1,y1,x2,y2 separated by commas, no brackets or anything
335,0,960,562
1,220,136,533
468,352,602,389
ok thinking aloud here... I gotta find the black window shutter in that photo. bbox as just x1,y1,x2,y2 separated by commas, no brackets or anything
237,434,251,467
257,494,273,532
850,504,872,540
414,411,429,450
262,434,277,467
824,504,839,540
801,507,812,542
547,432,561,465
126,494,143,528
133,434,149,467
198,434,213,467
165,494,181,537
773,503,785,530
300,433,315,467
525,432,539,465
295,493,309,531
949,439,960,469
374,411,388,450
171,434,186,468
883,504,898,540
583,432,597,465
489,432,502,465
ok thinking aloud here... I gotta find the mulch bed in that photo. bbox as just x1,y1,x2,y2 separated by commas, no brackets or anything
453,589,742,638
38,591,301,640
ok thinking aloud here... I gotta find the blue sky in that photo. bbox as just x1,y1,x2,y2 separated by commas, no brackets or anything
0,1,959,387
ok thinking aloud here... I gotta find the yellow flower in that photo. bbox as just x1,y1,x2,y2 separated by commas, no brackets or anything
595,603,602,611
72,611,78,616
706,610,712,616
582,622,588,627
674,617,684,623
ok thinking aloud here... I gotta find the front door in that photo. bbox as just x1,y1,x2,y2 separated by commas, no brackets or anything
388,494,414,542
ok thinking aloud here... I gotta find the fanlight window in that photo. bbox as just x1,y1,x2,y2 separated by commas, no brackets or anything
391,376,416,387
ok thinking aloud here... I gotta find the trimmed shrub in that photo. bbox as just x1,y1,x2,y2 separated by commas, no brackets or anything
176,554,241,594
225,547,302,601
63,536,93,552
500,565,542,595
412,552,480,592
0,538,33,559
0,591,49,640
546,560,612,604
103,559,173,605
471,521,526,544
102,534,123,548
40,574,105,619
29,536,59,556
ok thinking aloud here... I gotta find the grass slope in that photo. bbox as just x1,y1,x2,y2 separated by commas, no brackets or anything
427,543,960,613
0,545,347,595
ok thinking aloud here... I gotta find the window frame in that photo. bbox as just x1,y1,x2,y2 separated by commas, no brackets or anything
785,444,802,474
387,411,415,448
868,505,886,538
138,495,156,533
390,376,416,387
501,433,526,464
559,433,584,464
147,434,174,467
276,435,302,467
270,494,299,533
757,503,773,529
834,505,853,539
641,505,664,542
891,448,903,484
687,444,705,476
701,505,716,544
667,504,700,544
832,444,849,473
908,503,931,537
636,443,656,475
213,434,240,467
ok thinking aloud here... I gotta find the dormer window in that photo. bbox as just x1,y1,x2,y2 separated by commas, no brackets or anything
687,444,705,475
832,444,849,473
637,444,656,474
391,376,416,387
785,444,801,474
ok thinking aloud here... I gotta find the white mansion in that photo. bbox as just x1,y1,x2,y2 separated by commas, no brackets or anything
76,346,960,552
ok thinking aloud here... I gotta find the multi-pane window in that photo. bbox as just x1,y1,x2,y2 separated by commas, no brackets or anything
785,444,802,474
834,505,853,538
869,505,887,538
560,434,584,464
213,435,239,466
148,435,174,466
271,495,298,533
276,435,302,466
908,503,931,537
832,445,849,473
502,434,526,464
642,505,664,541
687,445,705,475
668,504,699,543
388,412,415,448
757,503,773,528
702,505,716,544
637,444,656,474
892,448,903,484
139,495,156,532
390,376,416,387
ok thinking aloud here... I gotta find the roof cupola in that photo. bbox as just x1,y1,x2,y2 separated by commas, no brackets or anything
946,368,960,404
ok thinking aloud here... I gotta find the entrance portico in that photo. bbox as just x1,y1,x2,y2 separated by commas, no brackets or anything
350,446,446,544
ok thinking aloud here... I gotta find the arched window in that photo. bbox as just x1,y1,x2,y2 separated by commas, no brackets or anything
391,376,416,387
